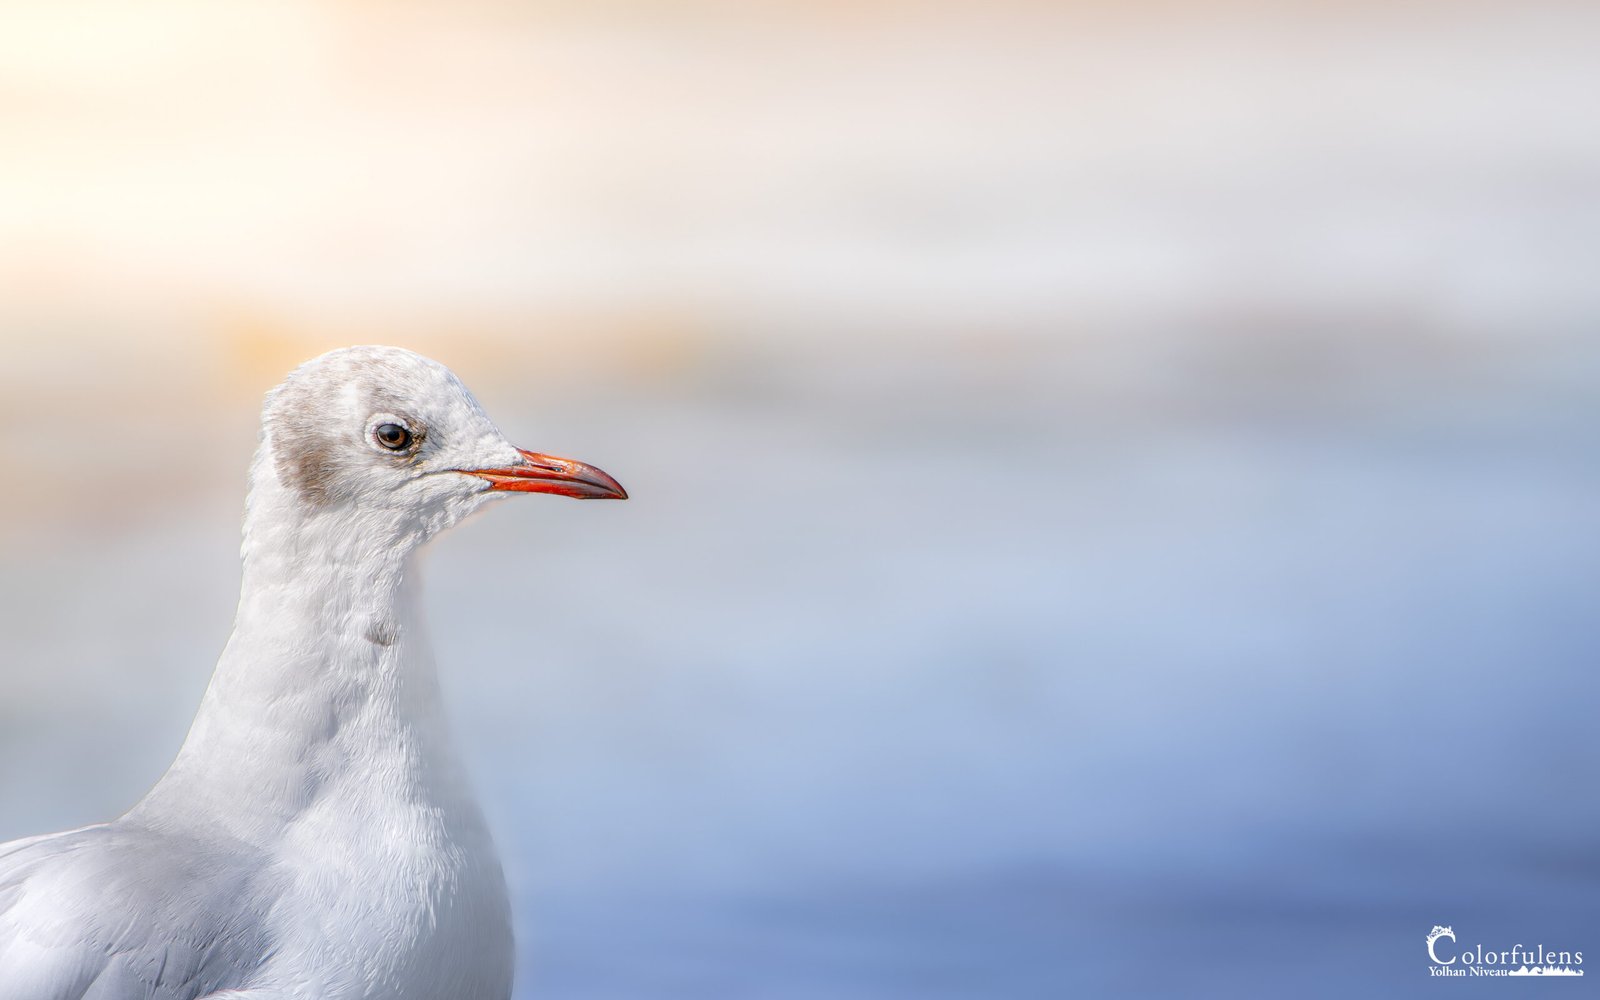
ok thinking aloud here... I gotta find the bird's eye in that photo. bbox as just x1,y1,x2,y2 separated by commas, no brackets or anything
373,423,412,451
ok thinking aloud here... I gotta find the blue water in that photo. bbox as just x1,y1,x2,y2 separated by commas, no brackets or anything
2,333,1596,997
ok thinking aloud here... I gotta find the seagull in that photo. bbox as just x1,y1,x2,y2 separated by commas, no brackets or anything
0,346,627,1000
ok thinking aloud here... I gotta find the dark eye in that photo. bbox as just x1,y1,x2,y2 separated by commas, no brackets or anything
374,423,412,451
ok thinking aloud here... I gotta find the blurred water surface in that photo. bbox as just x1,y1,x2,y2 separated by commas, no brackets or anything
1,330,1596,998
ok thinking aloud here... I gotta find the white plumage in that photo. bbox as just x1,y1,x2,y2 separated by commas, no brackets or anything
0,346,626,999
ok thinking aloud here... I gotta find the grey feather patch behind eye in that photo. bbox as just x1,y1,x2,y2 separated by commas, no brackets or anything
262,356,428,506
266,381,342,506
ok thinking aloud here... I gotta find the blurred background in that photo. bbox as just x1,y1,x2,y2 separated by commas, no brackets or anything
2,1,1598,996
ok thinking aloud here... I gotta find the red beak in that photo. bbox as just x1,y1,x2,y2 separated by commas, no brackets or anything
460,448,628,500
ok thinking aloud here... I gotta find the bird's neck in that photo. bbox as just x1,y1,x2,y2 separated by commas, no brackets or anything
131,502,476,844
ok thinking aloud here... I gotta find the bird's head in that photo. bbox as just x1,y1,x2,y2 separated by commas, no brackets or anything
254,345,625,542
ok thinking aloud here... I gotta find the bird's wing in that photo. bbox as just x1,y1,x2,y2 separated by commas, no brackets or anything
0,821,273,1000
